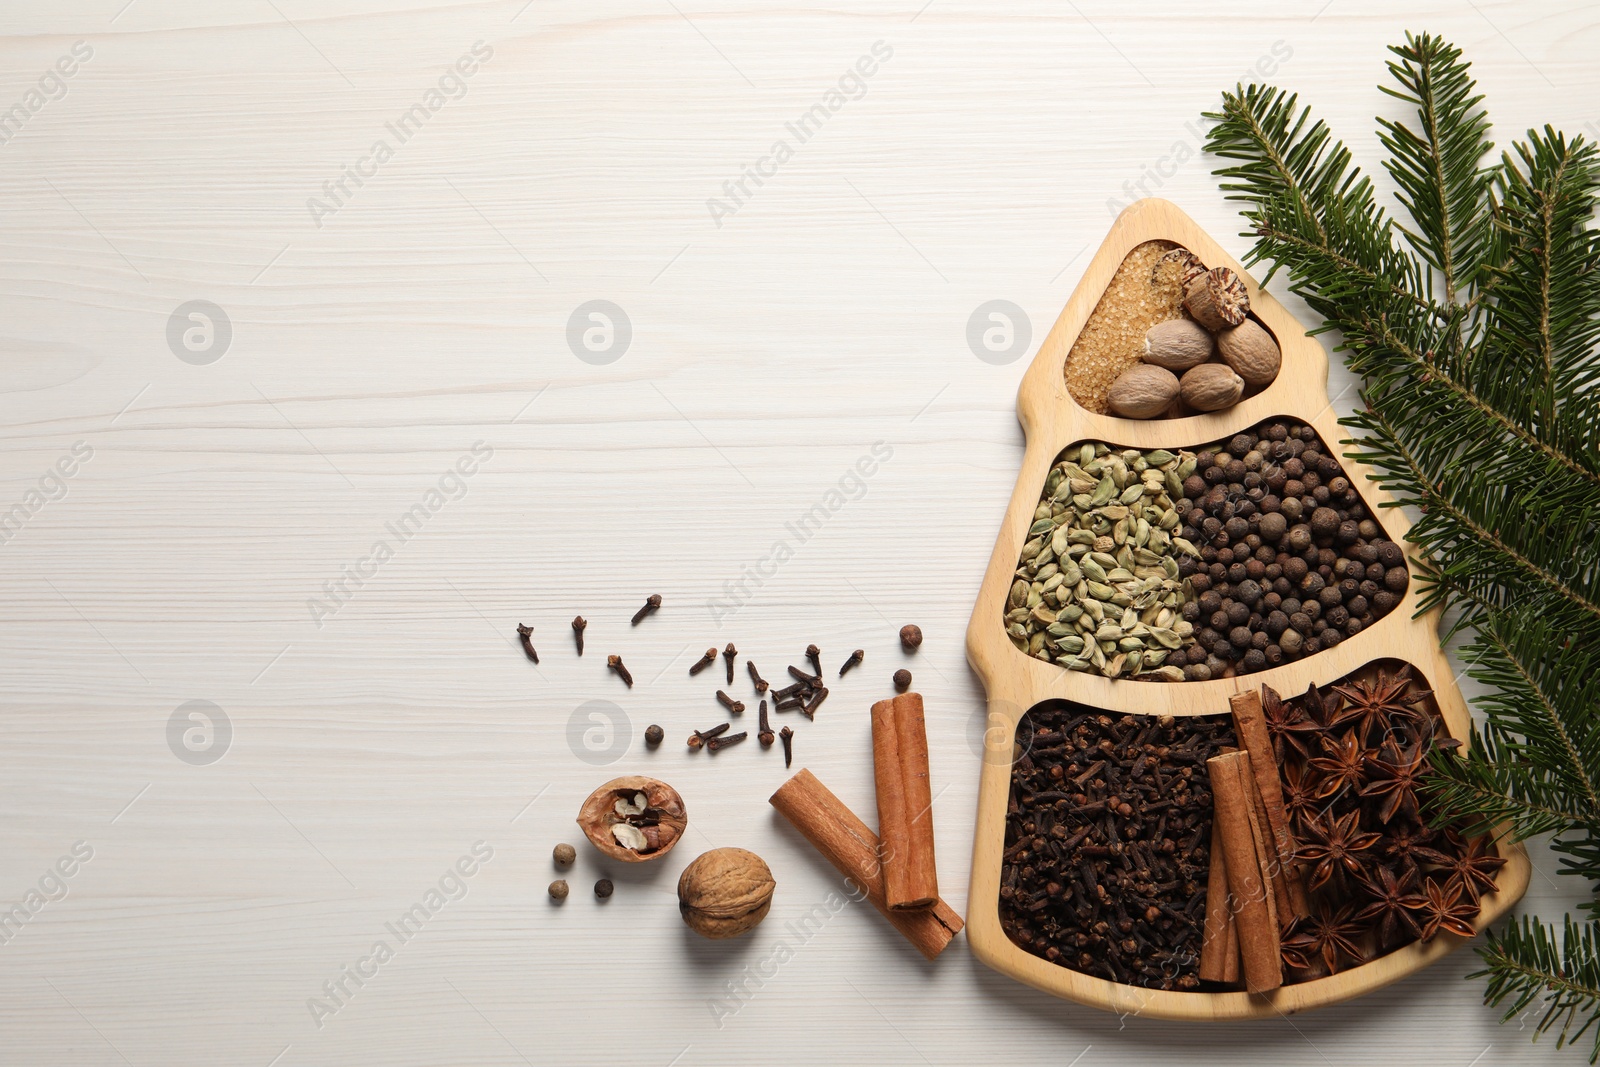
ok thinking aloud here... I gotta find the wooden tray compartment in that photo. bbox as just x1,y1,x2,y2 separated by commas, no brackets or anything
963,198,1530,1019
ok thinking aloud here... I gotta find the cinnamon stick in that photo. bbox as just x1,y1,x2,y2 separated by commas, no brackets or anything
1207,751,1282,994
770,769,962,960
1229,689,1311,919
870,692,938,908
1198,821,1239,984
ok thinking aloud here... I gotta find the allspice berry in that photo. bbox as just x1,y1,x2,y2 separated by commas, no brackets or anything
594,878,614,900
893,669,912,692
552,843,576,867
548,879,569,901
899,624,923,651
644,724,664,748
678,847,775,939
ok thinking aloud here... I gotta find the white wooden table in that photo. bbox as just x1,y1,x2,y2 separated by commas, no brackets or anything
2,2,1594,1063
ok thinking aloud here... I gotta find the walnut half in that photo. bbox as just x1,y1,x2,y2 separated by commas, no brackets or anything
577,776,687,863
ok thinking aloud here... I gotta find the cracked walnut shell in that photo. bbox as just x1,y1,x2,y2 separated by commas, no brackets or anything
577,776,687,862
678,847,775,939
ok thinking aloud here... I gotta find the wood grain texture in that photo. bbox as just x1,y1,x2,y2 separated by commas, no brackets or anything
0,1,1591,1063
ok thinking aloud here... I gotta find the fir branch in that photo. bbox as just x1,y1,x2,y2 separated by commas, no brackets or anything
1206,32,1600,1055
1473,917,1600,1061
1378,33,1495,303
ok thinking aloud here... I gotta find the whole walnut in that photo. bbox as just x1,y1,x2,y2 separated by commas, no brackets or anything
677,847,775,939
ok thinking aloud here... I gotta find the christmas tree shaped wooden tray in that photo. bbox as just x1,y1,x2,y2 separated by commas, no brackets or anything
963,199,1530,1020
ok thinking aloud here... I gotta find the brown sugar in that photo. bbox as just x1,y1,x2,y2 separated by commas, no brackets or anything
1064,240,1197,414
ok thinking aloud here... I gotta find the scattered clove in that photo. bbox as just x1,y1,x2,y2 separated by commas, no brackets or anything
806,644,822,678
724,643,737,684
607,654,633,688
788,665,821,687
802,686,829,720
775,696,804,712
516,624,539,664
687,723,731,750
747,660,769,694
631,593,663,626
758,700,774,747
706,731,748,753
716,690,746,715
779,726,794,768
839,649,865,676
571,616,587,656
690,647,718,676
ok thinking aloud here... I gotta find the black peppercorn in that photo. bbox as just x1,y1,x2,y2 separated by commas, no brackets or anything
595,879,614,900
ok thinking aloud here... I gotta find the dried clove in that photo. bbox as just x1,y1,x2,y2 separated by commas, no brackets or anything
515,624,539,664
747,660,769,694
802,686,829,720
706,731,748,753
716,690,746,715
806,644,822,678
690,647,718,676
779,726,794,767
607,654,633,687
631,593,663,626
758,700,774,747
571,616,586,656
839,649,865,676
724,643,737,684
774,696,804,712
687,722,731,750
788,665,821,687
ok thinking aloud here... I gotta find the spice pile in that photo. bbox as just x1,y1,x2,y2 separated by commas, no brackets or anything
1264,666,1503,980
1169,419,1408,678
1064,243,1280,419
1007,443,1200,680
1007,419,1409,680
996,707,1235,989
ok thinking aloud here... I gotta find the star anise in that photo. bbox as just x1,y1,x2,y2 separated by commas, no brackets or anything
1415,827,1470,866
1360,739,1426,823
1281,901,1367,974
1309,729,1372,800
1380,819,1437,875
1415,874,1479,941
1331,665,1434,743
1281,759,1323,834
1297,809,1382,892
1353,865,1425,947
1263,684,1323,762
1300,680,1344,730
1420,834,1506,903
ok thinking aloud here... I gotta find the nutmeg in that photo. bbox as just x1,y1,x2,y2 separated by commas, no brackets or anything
1179,363,1245,412
1142,318,1215,371
1216,318,1281,386
678,847,775,939
1107,364,1181,419
1183,267,1250,331
577,776,687,863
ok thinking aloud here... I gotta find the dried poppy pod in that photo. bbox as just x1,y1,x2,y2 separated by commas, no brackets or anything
577,776,687,862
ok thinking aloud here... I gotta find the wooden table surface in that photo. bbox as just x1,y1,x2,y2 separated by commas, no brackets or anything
2,2,1595,1064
